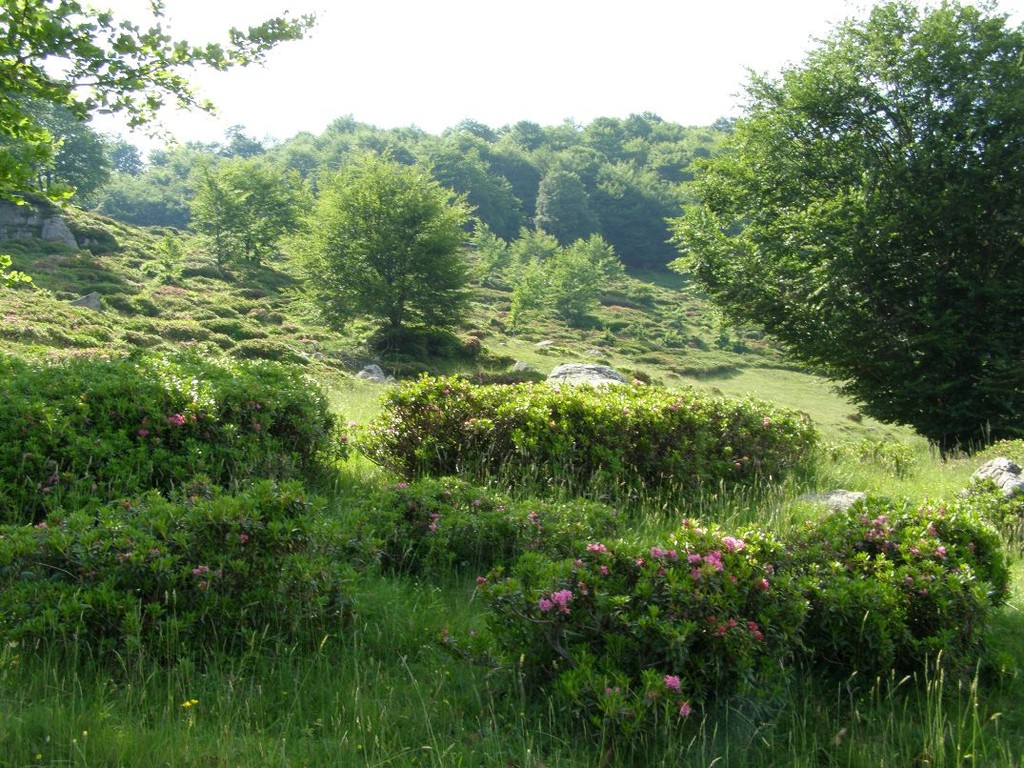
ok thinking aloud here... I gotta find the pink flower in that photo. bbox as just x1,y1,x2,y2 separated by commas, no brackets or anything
239,533,249,544
599,565,610,576
664,674,681,691
137,428,149,437
476,576,487,586
762,417,771,428
721,536,745,553
678,701,693,718
759,579,770,591
538,597,554,612
704,551,724,571
167,413,186,427
935,546,947,559
550,589,573,613
586,542,608,553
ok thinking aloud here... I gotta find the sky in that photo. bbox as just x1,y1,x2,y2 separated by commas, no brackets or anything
91,0,1024,150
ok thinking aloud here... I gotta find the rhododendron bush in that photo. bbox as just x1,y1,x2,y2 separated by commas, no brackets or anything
358,375,817,497
0,351,340,524
479,497,1009,732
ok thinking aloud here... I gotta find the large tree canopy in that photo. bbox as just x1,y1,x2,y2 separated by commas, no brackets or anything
671,1,1024,449
297,154,473,348
0,0,313,199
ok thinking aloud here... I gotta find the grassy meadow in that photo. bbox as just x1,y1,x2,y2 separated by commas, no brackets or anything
1,209,1022,766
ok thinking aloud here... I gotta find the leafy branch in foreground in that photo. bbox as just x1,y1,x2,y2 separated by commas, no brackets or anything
0,0,315,199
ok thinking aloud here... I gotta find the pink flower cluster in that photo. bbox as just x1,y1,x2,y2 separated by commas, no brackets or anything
586,542,608,553
660,674,692,718
688,550,724,579
650,546,679,561
538,589,573,614
708,615,764,642
167,413,187,426
721,536,745,553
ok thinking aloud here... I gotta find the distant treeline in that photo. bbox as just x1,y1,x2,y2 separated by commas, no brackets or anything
88,114,733,269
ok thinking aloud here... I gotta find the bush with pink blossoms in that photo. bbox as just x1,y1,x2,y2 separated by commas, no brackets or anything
0,350,342,524
480,522,805,735
0,480,354,661
479,493,1010,734
779,495,1009,678
349,476,623,576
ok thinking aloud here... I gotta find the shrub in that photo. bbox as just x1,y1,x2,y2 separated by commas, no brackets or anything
478,496,1009,736
469,369,547,386
350,477,623,576
820,438,918,478
480,522,804,734
160,319,211,342
0,481,354,660
207,318,268,341
231,338,307,365
357,376,816,498
779,496,1010,677
959,480,1024,545
0,351,340,523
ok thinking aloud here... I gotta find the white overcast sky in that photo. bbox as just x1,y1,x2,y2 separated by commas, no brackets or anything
90,0,1024,149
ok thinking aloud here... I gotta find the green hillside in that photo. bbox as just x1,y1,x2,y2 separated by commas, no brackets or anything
2,200,910,443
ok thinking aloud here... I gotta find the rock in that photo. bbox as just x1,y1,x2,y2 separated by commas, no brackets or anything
511,361,534,372
355,364,394,384
798,490,867,512
0,200,78,247
40,216,78,248
534,340,555,347
972,457,1024,497
546,363,627,387
71,292,102,312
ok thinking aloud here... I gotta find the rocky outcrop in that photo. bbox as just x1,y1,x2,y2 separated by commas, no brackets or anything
0,199,78,248
972,457,1024,497
546,363,627,387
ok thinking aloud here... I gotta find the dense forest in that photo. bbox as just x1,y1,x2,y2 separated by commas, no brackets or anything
49,111,732,270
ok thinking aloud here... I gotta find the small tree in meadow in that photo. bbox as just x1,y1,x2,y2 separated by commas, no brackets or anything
296,153,473,350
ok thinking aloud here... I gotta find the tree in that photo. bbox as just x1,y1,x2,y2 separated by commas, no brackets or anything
190,157,307,265
297,154,473,347
0,0,313,200
420,139,523,240
5,98,113,198
507,234,624,330
670,1,1024,449
548,235,624,324
534,168,599,245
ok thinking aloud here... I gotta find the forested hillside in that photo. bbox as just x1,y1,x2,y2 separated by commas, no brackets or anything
81,114,731,270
